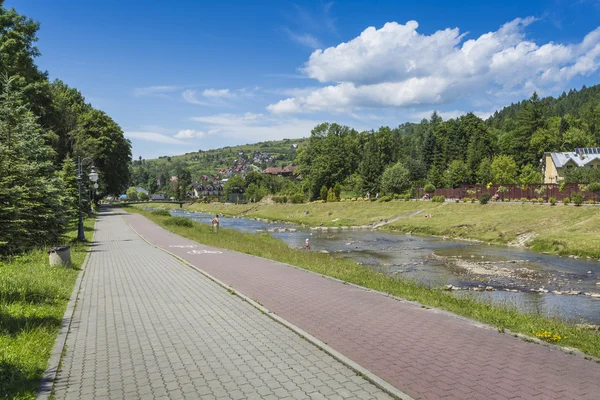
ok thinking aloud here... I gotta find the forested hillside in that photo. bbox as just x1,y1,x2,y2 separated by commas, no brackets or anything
138,82,600,202
0,1,131,254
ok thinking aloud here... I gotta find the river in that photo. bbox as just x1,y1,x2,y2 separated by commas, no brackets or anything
168,209,600,325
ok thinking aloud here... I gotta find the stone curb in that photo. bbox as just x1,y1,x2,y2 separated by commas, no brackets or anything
36,221,97,400
123,215,414,400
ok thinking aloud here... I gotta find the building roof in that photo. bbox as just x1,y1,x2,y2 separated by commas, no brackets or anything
549,149,600,168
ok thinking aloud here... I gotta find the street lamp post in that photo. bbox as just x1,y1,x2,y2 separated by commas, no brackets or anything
77,157,99,242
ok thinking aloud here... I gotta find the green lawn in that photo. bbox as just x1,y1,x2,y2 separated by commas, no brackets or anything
128,207,600,360
139,200,600,258
0,218,94,400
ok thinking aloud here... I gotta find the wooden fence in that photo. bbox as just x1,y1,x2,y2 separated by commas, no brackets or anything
417,183,598,202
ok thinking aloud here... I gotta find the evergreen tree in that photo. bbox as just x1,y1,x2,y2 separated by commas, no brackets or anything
0,76,68,255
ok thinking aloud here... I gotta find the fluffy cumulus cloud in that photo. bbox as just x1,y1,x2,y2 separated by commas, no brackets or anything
268,18,600,114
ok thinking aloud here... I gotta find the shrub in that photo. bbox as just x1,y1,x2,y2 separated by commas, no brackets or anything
563,197,571,205
462,197,470,203
431,195,446,203
333,183,342,200
549,197,557,206
370,197,377,202
327,188,337,203
503,198,509,202
520,197,529,203
378,195,392,202
587,182,600,193
424,183,436,194
351,198,356,201
572,192,584,206
164,216,193,227
403,194,411,201
538,198,545,203
479,193,491,205
272,196,289,204
588,199,596,205
357,197,364,201
320,186,328,201
512,198,519,202
393,193,401,200
470,198,476,203
151,209,171,217
289,194,304,204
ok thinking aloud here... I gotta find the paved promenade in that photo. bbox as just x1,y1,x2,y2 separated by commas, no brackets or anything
52,210,392,400
125,212,600,400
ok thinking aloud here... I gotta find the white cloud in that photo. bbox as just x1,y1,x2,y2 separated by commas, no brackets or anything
125,131,186,145
182,89,211,105
283,28,322,49
174,129,205,139
183,88,255,105
268,18,600,114
202,88,234,98
173,128,222,139
190,113,318,141
133,85,178,97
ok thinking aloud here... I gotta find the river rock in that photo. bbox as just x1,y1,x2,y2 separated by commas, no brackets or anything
289,229,296,233
567,290,581,295
310,227,319,231
596,282,600,286
319,250,329,254
329,227,339,231
576,323,600,330
341,226,349,230
267,228,275,233
485,286,494,291
590,293,600,298
552,291,564,295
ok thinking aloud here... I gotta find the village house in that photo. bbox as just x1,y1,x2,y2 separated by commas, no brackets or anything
544,148,600,183
189,183,224,198
260,165,297,177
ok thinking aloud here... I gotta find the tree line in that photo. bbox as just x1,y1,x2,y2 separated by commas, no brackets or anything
296,88,600,200
0,2,131,255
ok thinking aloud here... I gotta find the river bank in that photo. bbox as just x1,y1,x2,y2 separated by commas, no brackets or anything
125,206,600,359
138,200,600,258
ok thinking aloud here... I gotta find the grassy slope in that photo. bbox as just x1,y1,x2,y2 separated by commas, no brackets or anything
128,207,600,359
149,200,600,258
0,219,94,400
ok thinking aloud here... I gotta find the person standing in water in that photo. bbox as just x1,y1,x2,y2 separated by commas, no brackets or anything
212,214,219,233
305,238,310,250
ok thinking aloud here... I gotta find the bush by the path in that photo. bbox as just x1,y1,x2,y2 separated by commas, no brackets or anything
164,216,194,227
151,209,171,217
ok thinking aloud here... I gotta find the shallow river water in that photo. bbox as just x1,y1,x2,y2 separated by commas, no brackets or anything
169,209,600,325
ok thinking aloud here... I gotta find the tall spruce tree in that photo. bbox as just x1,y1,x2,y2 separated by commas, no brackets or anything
0,76,68,255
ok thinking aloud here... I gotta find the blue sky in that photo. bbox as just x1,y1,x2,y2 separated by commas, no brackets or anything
9,0,600,159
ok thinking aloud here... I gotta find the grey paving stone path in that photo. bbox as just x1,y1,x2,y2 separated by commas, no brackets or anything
52,209,392,400
124,211,600,400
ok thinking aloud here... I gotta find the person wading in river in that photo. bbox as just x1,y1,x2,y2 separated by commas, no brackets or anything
212,214,219,233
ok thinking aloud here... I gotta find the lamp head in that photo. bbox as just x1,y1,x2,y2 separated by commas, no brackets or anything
89,166,99,182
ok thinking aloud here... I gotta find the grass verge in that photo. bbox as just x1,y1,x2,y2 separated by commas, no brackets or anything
136,200,600,258
127,207,600,359
0,218,94,400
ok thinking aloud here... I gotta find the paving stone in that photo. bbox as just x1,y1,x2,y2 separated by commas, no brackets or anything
53,209,388,399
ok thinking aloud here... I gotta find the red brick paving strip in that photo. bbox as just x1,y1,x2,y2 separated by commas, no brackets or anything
125,213,600,400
